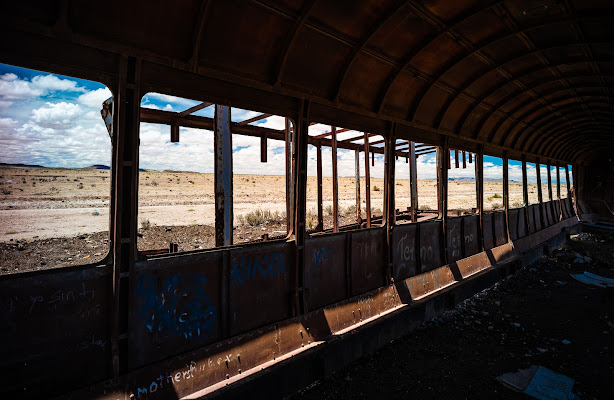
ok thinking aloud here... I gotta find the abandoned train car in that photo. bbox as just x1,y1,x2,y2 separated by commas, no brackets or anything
1,0,613,399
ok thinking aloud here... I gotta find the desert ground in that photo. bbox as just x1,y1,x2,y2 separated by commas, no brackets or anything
0,166,565,273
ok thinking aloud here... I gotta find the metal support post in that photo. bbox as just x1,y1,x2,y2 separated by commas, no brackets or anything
384,124,396,284
285,118,293,234
364,132,372,228
547,163,553,201
437,137,449,265
331,126,339,232
294,102,309,315
556,165,562,220
261,134,267,163
409,141,418,223
522,158,529,207
503,154,510,242
316,144,323,231
214,105,233,247
355,148,361,222
111,56,140,376
536,159,543,203
475,146,484,252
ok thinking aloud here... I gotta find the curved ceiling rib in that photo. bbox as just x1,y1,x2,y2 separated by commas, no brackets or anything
529,120,614,158
510,103,614,149
494,76,614,146
462,63,614,139
482,85,613,143
374,1,504,113
556,135,613,161
529,110,614,151
423,40,604,130
188,0,212,72
546,127,614,159
272,0,318,87
536,118,614,154
333,1,413,101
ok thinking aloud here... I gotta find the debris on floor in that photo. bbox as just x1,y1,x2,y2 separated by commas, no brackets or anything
571,271,614,288
497,365,580,400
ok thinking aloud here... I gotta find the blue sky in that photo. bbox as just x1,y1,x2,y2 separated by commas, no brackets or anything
0,63,569,183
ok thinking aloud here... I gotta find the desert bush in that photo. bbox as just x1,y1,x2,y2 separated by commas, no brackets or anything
345,204,357,216
373,185,381,191
306,215,316,230
1,188,11,195
241,209,285,226
491,202,503,210
487,193,502,200
141,219,152,230
325,205,334,215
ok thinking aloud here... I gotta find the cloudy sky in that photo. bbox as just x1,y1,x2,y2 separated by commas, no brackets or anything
0,63,569,184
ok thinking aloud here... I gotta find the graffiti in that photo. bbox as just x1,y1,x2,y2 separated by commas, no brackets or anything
313,246,333,267
136,274,217,340
395,233,415,280
449,225,461,259
230,252,286,286
134,361,196,399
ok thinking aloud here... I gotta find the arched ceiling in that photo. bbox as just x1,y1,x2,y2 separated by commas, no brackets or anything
2,0,614,164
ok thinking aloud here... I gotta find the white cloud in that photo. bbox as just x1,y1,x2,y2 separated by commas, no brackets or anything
0,73,87,101
31,74,86,94
31,102,83,129
78,87,112,108
0,73,43,98
0,117,17,129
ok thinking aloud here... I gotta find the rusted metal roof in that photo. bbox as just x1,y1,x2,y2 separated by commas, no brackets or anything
2,0,613,163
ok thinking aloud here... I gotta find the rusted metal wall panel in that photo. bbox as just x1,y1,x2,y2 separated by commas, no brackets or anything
350,228,385,296
391,224,418,281
546,201,555,226
482,213,495,250
304,234,347,310
527,205,536,235
541,202,552,227
508,209,519,241
534,204,543,232
517,207,527,238
462,215,480,257
566,198,575,219
130,252,222,369
553,200,561,222
494,211,507,247
419,221,443,272
229,241,293,336
0,266,111,397
446,217,463,263
565,199,571,219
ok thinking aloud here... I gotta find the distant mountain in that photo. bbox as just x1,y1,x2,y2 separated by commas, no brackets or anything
449,177,475,181
82,164,110,170
0,162,44,168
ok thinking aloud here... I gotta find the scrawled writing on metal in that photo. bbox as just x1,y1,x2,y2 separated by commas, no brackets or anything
230,252,286,286
136,274,217,340
395,232,416,279
313,246,333,267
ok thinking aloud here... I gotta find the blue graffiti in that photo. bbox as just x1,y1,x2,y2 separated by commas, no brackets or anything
136,273,217,340
230,252,286,286
313,246,332,267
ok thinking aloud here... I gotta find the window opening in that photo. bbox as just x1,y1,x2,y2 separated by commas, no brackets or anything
0,63,112,274
447,148,476,215
483,155,504,211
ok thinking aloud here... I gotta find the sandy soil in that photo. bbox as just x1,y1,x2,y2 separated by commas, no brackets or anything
0,166,568,273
